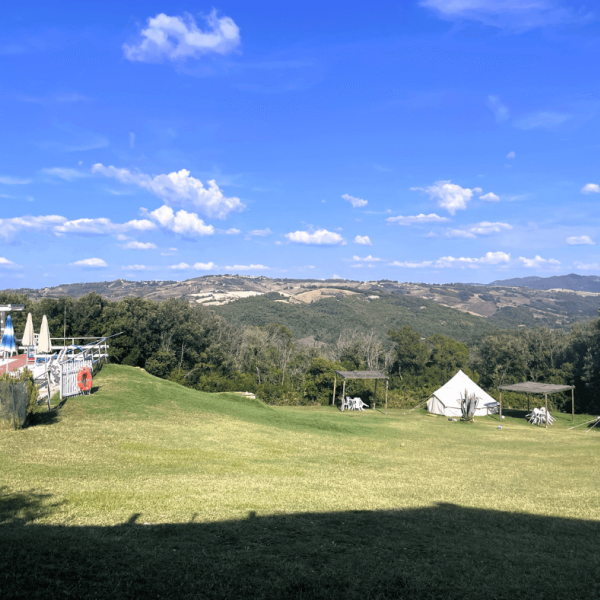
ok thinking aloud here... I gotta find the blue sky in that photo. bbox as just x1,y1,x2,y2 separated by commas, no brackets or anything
1,0,600,287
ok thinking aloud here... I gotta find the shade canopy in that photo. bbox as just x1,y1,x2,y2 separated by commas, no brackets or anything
427,370,499,417
38,315,52,354
335,370,388,380
0,315,17,356
498,382,574,394
22,313,35,347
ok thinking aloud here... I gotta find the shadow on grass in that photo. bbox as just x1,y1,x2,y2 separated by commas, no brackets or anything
27,398,68,427
1,489,599,599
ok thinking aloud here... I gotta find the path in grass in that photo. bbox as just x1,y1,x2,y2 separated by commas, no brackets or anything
1,364,598,526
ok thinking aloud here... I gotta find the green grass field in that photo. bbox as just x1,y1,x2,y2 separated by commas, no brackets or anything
1,364,599,599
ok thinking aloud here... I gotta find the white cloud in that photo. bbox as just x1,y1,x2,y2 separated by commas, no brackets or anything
420,0,587,31
514,111,571,130
92,164,244,219
480,192,500,202
43,167,87,181
354,235,372,245
447,222,512,238
352,255,382,262
71,258,108,268
224,228,241,235
285,229,345,245
0,215,67,240
389,260,433,268
435,252,510,268
506,151,516,159
225,264,269,271
129,133,135,148
519,255,561,269
486,95,509,122
567,235,595,246
581,183,600,194
123,10,241,63
121,241,158,250
386,213,449,225
410,182,481,215
0,176,30,185
342,193,368,208
146,205,214,237
54,217,156,236
574,262,600,271
0,257,16,266
122,264,148,271
248,228,272,237
169,261,216,271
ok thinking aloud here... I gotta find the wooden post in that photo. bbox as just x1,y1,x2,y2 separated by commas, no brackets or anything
374,379,378,411
499,391,502,421
341,379,346,411
545,393,548,429
385,379,388,415
572,388,574,421
527,394,530,413
332,375,337,407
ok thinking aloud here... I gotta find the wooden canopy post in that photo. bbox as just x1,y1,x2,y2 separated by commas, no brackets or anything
572,388,574,421
527,394,530,413
332,375,337,407
374,379,378,411
499,391,502,421
545,393,548,429
341,379,346,411
385,379,388,415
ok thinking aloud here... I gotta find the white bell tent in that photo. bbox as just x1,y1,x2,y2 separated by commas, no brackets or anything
426,370,499,417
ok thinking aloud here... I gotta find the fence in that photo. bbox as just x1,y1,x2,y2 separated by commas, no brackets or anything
0,381,29,429
60,359,94,400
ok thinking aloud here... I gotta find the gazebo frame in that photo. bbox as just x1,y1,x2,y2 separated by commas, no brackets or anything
498,381,575,428
332,370,389,413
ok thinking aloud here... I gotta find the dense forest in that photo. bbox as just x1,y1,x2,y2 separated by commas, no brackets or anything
1,291,598,414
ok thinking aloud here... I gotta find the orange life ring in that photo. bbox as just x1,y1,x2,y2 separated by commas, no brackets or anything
77,367,93,392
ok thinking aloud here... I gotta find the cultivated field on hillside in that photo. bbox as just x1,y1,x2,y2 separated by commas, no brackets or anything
1,365,599,599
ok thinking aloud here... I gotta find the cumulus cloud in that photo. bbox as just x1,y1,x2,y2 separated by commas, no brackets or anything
410,182,482,215
567,235,594,246
519,255,561,268
447,222,512,238
342,194,368,208
71,258,108,268
486,95,509,122
386,213,449,225
0,257,16,267
122,264,149,271
145,205,214,237
225,264,269,271
169,261,216,270
354,235,372,245
419,0,587,31
480,192,500,202
581,183,600,194
574,262,600,271
224,228,241,235
92,164,244,219
352,255,382,262
0,215,67,241
436,251,510,268
248,228,272,237
123,10,241,63
55,217,155,236
121,241,158,250
389,260,433,268
285,229,345,245
506,151,516,159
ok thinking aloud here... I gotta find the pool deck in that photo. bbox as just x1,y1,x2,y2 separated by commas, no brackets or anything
0,354,28,375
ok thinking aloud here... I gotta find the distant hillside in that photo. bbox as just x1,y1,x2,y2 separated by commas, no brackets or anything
489,273,600,293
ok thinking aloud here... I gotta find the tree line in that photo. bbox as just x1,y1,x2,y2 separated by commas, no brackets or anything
0,291,597,413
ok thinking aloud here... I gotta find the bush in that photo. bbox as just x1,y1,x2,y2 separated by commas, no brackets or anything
0,368,40,427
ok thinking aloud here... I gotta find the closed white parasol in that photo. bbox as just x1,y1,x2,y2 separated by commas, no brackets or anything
22,312,35,347
38,315,52,354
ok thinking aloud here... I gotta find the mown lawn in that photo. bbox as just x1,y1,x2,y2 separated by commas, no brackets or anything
1,364,599,599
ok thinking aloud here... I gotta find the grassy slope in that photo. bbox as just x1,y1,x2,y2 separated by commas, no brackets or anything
214,294,499,343
1,364,599,599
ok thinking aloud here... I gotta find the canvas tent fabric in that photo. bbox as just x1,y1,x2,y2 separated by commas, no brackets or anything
427,370,499,417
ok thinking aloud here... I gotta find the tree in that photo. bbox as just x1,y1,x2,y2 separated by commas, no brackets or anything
388,326,430,380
